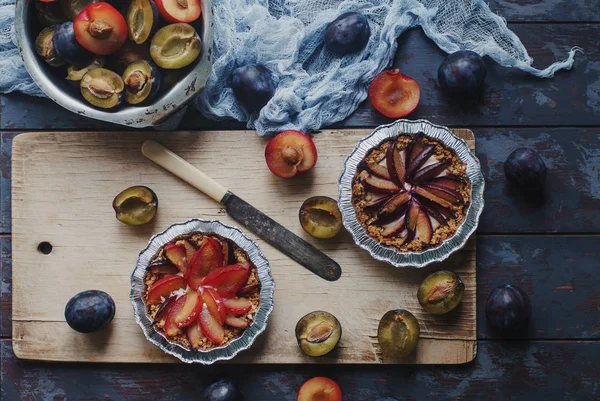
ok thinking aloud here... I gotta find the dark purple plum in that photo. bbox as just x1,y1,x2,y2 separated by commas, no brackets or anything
438,50,486,96
324,11,370,56
202,379,243,401
504,148,547,191
486,284,531,331
231,64,275,112
52,22,93,64
64,290,115,333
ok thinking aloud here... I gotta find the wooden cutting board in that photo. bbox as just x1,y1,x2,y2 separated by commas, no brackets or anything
11,129,476,364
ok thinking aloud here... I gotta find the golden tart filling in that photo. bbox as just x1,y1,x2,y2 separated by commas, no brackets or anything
352,132,471,252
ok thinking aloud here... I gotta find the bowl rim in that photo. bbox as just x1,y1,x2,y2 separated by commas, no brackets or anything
15,0,214,128
337,119,485,268
130,218,275,364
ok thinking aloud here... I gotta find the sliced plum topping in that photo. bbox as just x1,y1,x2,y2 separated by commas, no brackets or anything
415,208,433,243
405,134,435,178
224,314,248,329
201,264,250,298
365,153,391,180
386,140,406,186
412,186,454,210
426,176,467,191
146,274,186,304
181,240,197,263
359,172,400,194
237,283,260,297
380,215,405,237
153,295,176,323
377,191,409,220
363,193,392,209
187,237,223,289
150,23,201,69
222,297,252,316
412,160,451,183
147,260,179,275
172,289,203,328
202,288,225,325
74,2,127,55
163,295,186,337
405,199,420,240
415,197,447,226
199,302,225,344
186,319,203,349
369,69,420,118
164,243,188,273
419,184,463,204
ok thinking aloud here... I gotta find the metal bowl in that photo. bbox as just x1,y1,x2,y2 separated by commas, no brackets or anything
130,219,275,364
15,0,213,128
338,119,485,268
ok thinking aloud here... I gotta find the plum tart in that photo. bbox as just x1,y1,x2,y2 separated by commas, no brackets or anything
352,132,471,252
143,232,261,350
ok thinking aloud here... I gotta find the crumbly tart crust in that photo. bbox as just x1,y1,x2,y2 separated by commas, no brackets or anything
143,232,261,351
352,133,471,252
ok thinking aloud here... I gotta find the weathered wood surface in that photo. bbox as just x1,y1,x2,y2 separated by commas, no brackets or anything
489,0,600,22
10,130,476,364
2,340,599,400
1,25,598,131
3,127,600,235
4,234,598,341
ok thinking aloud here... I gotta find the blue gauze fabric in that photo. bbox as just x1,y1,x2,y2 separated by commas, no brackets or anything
0,0,583,135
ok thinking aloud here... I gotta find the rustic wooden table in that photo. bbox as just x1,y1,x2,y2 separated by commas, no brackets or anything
1,1,599,399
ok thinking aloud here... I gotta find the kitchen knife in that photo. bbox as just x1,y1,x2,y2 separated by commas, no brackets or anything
141,140,342,281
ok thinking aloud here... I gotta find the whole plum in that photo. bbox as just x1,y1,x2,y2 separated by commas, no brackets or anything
53,22,93,64
324,12,370,56
504,148,547,191
65,290,115,333
231,64,275,112
486,284,531,331
438,50,486,96
202,379,243,401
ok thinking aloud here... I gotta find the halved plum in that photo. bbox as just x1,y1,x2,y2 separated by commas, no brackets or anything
126,0,158,44
297,377,342,401
36,26,65,67
299,196,342,239
186,237,223,289
222,297,252,315
164,243,188,273
150,23,201,69
67,56,105,82
369,69,420,118
112,185,157,225
53,22,93,64
146,274,186,304
265,131,317,178
201,263,250,298
74,2,127,55
155,0,201,23
122,60,160,105
80,68,124,108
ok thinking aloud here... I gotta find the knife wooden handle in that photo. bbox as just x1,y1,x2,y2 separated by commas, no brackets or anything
141,140,228,203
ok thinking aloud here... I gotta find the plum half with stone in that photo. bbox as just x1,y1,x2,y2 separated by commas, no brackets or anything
369,69,420,118
122,60,160,105
80,67,124,108
35,26,65,67
150,23,201,69
324,11,370,56
231,64,275,112
299,196,342,239
417,270,464,314
297,377,342,401
112,185,158,225
504,148,547,191
295,311,341,357
74,2,127,55
438,50,486,97
377,309,420,357
265,131,317,178
155,0,200,23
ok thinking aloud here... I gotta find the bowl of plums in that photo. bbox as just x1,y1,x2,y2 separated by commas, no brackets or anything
15,0,213,127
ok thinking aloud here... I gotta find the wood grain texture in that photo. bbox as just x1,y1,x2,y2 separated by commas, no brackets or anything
2,339,599,400
10,129,476,364
489,0,600,22
1,25,597,131
0,237,10,338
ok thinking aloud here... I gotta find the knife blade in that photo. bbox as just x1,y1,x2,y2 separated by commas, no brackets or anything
141,140,342,281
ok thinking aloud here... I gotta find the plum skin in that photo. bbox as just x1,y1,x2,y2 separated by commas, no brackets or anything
324,11,370,56
202,379,243,401
64,290,115,333
231,64,275,112
504,148,547,190
438,50,486,96
486,284,531,331
53,22,93,64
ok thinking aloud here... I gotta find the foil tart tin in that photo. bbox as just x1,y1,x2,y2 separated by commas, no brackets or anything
130,219,274,364
338,119,485,268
